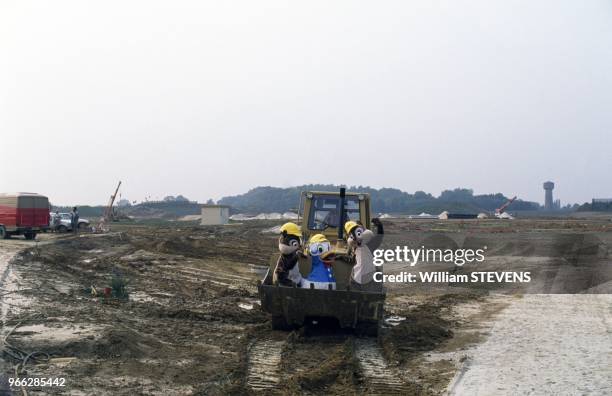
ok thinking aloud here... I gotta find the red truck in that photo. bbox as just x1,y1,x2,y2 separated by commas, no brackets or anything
0,193,50,240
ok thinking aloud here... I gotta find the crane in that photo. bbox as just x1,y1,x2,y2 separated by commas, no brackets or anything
97,181,121,232
495,196,516,216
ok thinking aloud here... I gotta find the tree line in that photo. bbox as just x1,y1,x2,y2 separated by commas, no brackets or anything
218,185,540,214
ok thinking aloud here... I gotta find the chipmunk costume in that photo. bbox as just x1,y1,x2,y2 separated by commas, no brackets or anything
344,218,384,291
273,222,304,287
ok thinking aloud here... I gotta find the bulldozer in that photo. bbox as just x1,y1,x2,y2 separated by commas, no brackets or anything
257,188,385,336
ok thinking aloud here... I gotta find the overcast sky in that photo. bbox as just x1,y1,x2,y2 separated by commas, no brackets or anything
1,1,611,206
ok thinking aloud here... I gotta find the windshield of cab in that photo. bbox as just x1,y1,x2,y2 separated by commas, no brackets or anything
307,195,361,231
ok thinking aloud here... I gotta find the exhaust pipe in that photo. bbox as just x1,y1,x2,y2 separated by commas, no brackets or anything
338,187,346,240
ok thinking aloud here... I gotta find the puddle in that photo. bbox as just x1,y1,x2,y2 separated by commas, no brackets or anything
131,291,156,303
14,323,102,343
385,315,407,326
248,264,268,277
139,358,194,367
52,282,74,294
150,291,175,298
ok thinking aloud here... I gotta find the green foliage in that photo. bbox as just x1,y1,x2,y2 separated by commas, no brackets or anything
53,201,202,220
51,205,104,217
577,202,612,212
218,185,541,214
111,271,129,300
58,185,544,217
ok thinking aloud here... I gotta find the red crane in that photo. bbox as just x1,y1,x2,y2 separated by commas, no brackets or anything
496,196,517,215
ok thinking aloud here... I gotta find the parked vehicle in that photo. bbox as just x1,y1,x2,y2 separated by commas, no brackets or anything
49,212,90,232
0,193,50,240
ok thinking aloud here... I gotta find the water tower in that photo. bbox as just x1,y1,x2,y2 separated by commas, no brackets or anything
543,181,554,210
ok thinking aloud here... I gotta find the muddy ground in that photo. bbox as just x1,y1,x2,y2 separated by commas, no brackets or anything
1,218,611,395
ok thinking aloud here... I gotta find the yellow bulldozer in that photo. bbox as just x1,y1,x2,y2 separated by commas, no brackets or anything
258,188,385,336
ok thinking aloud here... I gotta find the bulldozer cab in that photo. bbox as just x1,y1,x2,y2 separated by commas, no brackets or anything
301,190,370,244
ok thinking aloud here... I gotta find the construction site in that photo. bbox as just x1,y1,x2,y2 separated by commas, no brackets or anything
2,2,612,395
0,183,611,395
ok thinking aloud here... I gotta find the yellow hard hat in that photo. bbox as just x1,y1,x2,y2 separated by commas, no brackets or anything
308,233,328,244
344,220,359,236
280,222,302,237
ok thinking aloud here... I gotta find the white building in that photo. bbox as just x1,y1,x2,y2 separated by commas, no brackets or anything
201,205,230,225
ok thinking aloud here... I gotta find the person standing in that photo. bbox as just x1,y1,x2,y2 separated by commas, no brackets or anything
71,207,79,234
52,211,61,232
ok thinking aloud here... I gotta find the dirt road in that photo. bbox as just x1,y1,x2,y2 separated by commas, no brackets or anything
449,294,612,395
0,241,24,394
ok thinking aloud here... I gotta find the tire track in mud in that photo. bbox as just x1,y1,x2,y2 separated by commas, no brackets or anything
0,246,19,395
354,338,411,395
155,265,257,291
177,268,253,288
180,266,252,281
246,338,285,391
0,247,19,327
245,335,413,394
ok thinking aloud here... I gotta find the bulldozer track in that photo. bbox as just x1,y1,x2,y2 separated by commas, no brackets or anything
152,266,257,292
166,265,252,281
354,338,410,395
246,338,284,391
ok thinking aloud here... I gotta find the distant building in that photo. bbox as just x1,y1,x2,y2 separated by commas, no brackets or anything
116,199,131,207
543,181,555,210
201,205,230,225
592,198,612,211
438,211,477,220
164,195,190,203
